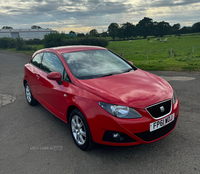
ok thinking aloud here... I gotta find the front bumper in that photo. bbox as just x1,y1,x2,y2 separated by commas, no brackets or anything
85,99,179,146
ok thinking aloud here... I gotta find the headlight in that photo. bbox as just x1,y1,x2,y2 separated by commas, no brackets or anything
99,102,142,118
173,90,177,105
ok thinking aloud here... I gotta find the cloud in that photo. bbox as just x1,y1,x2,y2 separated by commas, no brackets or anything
0,0,135,31
0,0,200,32
139,0,200,7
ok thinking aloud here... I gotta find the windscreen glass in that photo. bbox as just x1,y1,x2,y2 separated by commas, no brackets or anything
62,50,134,80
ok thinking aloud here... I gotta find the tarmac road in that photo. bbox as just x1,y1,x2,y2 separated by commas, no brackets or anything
0,50,200,174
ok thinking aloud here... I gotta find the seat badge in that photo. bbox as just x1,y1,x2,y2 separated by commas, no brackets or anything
160,106,165,113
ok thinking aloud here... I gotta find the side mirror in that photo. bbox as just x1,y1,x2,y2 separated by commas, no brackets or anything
128,61,133,65
47,71,62,82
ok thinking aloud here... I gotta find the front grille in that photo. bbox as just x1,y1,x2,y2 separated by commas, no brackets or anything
146,99,171,118
135,116,177,142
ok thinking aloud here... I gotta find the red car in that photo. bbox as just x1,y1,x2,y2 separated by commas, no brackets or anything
23,45,179,150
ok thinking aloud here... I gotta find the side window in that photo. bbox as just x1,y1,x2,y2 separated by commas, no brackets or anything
31,53,43,68
41,52,64,75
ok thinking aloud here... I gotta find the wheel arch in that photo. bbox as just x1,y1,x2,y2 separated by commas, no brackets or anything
23,79,28,87
67,105,80,123
66,104,89,125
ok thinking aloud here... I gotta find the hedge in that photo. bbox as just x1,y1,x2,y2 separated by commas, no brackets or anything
62,37,109,47
25,39,43,45
16,38,36,51
0,37,16,49
43,33,108,48
0,37,36,51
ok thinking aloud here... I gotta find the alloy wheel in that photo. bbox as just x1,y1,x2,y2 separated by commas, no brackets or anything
71,115,86,145
25,85,31,103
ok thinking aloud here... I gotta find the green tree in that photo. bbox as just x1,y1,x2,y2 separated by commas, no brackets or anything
2,26,13,29
157,21,171,37
31,25,42,29
108,23,119,40
77,33,85,37
136,17,153,38
43,33,66,47
152,21,160,37
89,29,99,37
69,31,76,34
180,26,193,34
172,23,181,35
101,32,108,38
118,27,126,39
192,22,200,33
120,22,136,39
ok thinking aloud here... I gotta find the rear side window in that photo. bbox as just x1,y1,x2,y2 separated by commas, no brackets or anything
31,53,43,68
41,52,64,75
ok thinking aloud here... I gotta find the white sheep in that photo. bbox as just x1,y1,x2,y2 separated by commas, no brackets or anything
163,38,168,42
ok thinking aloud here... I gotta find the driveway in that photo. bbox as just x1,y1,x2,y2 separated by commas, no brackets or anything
0,50,200,174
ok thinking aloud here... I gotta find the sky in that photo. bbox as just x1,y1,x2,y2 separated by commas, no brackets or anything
0,0,200,33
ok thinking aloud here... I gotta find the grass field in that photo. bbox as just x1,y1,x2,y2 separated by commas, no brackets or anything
5,34,200,71
107,34,200,71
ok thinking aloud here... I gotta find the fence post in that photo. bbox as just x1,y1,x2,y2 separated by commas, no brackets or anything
121,53,123,57
170,47,173,57
192,45,194,54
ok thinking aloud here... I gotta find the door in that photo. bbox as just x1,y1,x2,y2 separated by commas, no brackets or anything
38,52,71,119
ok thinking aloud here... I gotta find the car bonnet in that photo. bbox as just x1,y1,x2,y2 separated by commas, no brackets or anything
75,69,173,109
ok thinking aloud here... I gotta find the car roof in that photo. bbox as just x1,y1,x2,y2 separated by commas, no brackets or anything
38,45,107,55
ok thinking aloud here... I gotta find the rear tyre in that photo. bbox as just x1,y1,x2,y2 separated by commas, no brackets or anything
25,83,38,106
69,109,94,150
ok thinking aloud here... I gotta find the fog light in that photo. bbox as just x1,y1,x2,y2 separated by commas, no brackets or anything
113,133,120,138
102,131,136,143
112,132,124,142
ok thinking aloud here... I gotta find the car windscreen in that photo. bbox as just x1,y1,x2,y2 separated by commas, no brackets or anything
62,49,135,80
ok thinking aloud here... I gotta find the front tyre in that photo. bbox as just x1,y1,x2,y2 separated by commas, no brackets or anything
69,109,94,150
25,83,38,106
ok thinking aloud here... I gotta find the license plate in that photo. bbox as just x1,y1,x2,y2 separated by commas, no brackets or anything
150,113,175,132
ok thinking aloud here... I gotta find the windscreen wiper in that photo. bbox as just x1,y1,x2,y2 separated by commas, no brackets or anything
99,73,116,78
123,68,133,73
